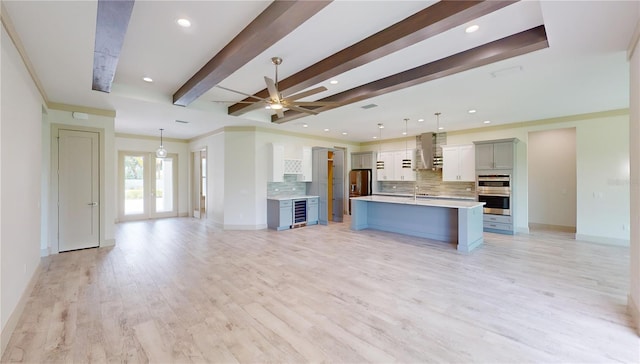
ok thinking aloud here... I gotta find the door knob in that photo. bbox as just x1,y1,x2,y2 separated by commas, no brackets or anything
88,202,98,206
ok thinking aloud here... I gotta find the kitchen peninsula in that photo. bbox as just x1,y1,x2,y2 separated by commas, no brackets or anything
350,195,485,253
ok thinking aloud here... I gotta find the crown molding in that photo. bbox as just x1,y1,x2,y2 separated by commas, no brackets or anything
115,133,188,143
1,2,48,103
47,102,116,118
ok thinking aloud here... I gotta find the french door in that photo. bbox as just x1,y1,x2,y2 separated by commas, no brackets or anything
119,152,178,221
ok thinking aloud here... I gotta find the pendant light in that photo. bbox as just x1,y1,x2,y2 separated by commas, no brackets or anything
156,128,168,158
376,123,384,169
433,113,442,169
402,118,411,168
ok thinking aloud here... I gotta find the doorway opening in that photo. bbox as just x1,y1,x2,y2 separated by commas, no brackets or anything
192,149,207,218
527,128,577,237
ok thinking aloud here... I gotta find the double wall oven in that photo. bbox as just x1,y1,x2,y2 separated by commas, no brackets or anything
477,174,511,216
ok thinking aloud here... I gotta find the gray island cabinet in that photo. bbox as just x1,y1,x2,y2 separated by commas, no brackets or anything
350,195,485,253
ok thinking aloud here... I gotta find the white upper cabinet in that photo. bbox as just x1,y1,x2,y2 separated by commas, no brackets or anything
441,144,475,182
269,143,285,182
298,146,312,182
351,151,376,169
375,150,415,181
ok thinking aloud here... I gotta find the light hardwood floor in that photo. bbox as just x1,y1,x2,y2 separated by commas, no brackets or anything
2,217,638,363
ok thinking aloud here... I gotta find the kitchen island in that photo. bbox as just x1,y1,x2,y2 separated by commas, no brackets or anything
350,195,485,253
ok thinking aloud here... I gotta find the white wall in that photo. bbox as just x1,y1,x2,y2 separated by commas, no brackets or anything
528,128,577,228
628,11,640,333
1,25,44,350
575,117,629,244
446,112,629,244
46,109,117,247
115,136,190,217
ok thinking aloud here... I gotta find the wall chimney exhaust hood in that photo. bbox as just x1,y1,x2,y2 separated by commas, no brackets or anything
416,132,445,170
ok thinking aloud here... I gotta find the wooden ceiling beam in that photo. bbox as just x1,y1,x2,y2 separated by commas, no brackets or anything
92,0,135,93
173,1,332,107
229,0,518,116
271,25,549,123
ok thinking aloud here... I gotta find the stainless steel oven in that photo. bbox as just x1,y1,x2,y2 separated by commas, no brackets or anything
477,174,511,215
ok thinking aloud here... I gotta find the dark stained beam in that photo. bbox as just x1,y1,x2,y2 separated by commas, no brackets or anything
229,0,518,116
92,0,135,93
173,1,332,107
272,25,548,123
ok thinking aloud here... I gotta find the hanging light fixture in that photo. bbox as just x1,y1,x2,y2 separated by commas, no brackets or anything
376,123,384,169
156,128,168,158
433,113,443,169
402,118,411,168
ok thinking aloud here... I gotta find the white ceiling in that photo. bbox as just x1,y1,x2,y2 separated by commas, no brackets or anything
3,1,638,142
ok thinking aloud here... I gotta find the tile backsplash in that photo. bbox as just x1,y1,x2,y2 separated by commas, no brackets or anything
378,169,475,198
268,174,307,197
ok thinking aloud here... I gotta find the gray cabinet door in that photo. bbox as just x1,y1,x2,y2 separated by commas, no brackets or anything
332,149,344,223
307,198,318,224
475,143,494,169
492,142,514,169
312,148,329,225
280,204,293,228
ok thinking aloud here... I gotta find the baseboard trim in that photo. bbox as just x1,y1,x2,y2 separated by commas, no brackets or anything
629,294,640,336
517,226,530,234
101,238,115,247
1,260,42,357
40,247,49,257
575,234,630,247
223,224,268,231
529,223,576,233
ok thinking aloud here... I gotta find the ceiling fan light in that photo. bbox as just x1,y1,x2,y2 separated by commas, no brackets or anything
270,103,283,110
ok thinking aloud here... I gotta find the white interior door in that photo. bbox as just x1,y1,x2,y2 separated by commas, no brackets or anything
151,155,177,218
58,129,99,252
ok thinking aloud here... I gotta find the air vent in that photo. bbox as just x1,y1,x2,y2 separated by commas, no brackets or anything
361,104,378,109
175,120,189,124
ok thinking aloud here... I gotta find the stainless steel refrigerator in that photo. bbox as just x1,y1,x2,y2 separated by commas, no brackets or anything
349,169,372,214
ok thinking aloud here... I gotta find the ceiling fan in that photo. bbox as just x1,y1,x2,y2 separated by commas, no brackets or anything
215,57,339,120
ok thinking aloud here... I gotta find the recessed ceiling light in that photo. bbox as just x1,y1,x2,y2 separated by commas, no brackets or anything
324,128,330,132
265,105,271,110
402,132,407,135
373,136,377,139
483,120,491,124
302,124,308,128
177,18,191,28
342,132,348,135
329,80,338,85
465,24,479,33
142,77,153,83
438,127,444,130
468,109,477,114
418,118,424,122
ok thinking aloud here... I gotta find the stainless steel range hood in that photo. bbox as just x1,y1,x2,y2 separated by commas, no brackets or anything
416,133,445,170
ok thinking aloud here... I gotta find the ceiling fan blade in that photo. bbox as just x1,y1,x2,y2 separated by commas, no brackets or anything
292,101,341,106
211,100,256,104
264,76,280,103
287,105,320,115
215,85,267,102
284,86,328,101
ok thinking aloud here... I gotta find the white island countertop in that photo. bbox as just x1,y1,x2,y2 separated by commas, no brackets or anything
267,195,319,201
351,195,484,209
